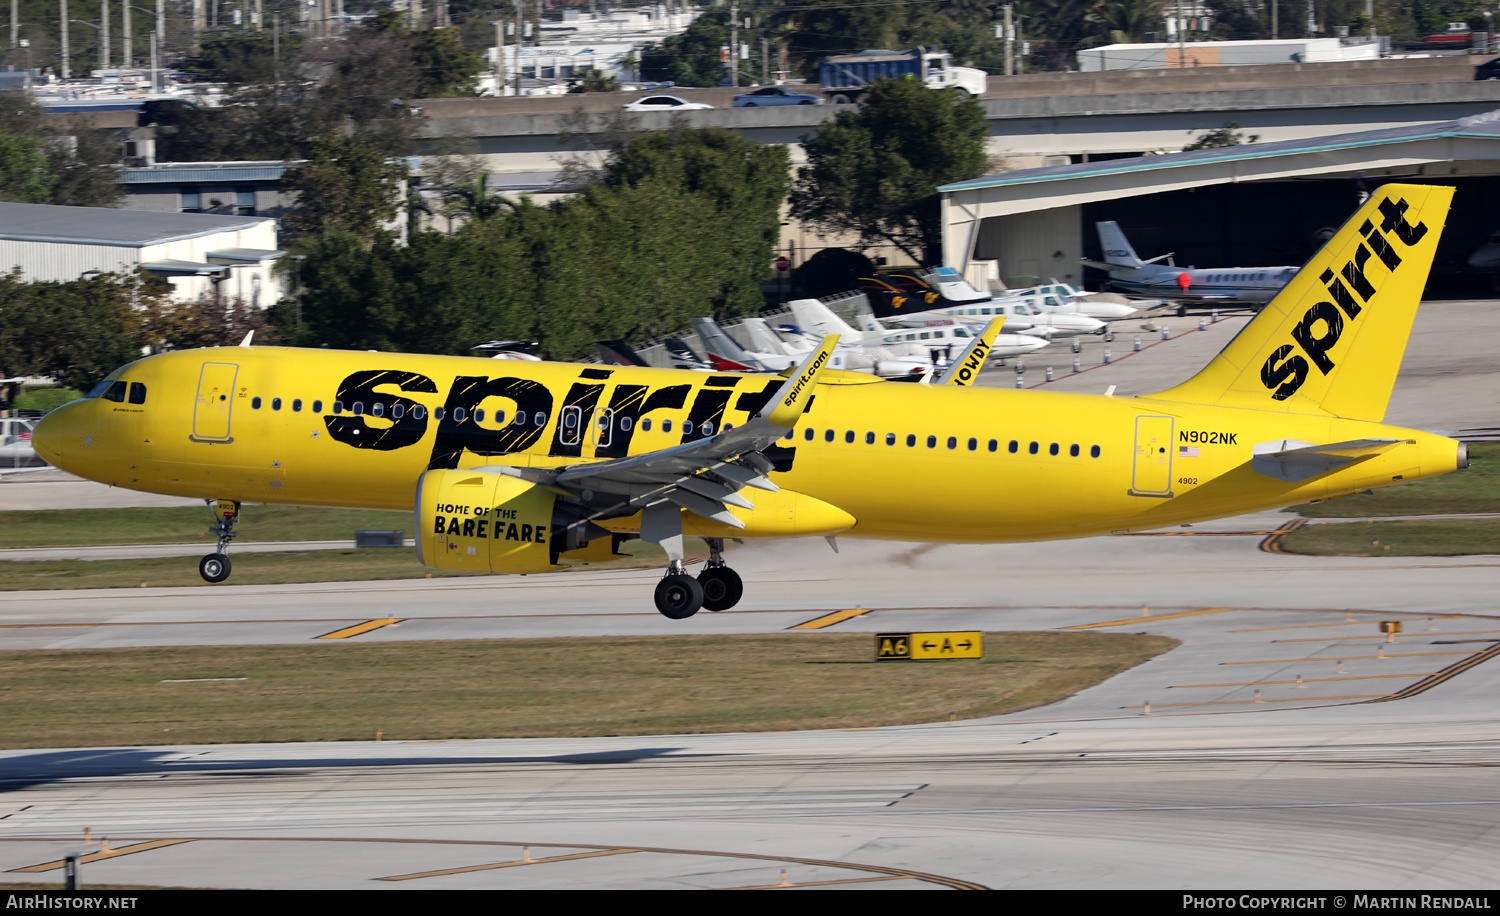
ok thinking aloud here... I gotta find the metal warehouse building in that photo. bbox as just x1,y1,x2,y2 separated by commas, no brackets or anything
0,202,286,307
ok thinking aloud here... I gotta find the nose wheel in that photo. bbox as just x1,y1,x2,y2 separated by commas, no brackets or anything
198,499,241,583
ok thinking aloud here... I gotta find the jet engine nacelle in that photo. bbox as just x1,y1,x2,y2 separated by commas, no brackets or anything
416,468,585,574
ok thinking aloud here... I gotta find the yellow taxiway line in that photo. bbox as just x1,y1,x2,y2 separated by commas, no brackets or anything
316,618,404,639
1064,607,1234,629
379,848,638,880
789,608,873,630
8,839,193,872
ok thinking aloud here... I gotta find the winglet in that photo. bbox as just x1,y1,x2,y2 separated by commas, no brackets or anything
937,318,1004,386
761,335,839,428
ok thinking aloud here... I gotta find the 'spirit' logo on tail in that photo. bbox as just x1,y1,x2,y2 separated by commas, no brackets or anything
1260,197,1428,401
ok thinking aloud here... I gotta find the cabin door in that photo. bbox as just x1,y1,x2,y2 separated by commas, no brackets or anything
192,362,238,443
1130,415,1174,497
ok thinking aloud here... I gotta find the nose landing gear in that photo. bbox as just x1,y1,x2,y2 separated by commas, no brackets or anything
198,499,240,584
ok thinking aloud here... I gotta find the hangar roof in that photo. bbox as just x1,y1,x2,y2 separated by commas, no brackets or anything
941,109,1500,196
937,109,1500,268
0,202,273,248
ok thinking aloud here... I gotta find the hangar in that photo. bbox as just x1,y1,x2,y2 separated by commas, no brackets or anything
939,110,1500,292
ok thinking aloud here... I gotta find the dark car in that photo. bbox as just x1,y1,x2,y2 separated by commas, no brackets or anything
1476,58,1500,80
730,86,823,107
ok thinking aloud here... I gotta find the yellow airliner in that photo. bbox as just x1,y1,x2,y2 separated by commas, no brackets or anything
33,184,1464,618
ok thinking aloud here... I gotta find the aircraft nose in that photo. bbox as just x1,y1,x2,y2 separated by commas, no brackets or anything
31,399,86,471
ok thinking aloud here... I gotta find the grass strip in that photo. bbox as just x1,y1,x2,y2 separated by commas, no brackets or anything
0,506,413,549
1293,441,1500,518
1277,517,1500,556
0,542,689,591
0,633,1176,748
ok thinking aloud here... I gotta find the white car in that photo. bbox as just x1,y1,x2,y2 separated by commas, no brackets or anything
621,95,713,112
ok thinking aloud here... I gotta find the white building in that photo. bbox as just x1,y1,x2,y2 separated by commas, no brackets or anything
0,202,285,308
483,6,704,95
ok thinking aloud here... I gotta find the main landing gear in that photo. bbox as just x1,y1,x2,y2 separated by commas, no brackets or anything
199,499,240,584
653,538,744,619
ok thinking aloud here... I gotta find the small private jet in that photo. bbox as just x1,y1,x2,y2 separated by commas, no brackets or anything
1085,221,1299,314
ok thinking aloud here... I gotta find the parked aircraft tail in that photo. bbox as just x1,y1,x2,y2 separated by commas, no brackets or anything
787,298,862,339
692,317,767,371
1095,221,1146,269
1142,183,1452,422
596,339,649,367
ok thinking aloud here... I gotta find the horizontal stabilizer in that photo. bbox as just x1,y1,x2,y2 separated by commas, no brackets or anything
1251,438,1408,483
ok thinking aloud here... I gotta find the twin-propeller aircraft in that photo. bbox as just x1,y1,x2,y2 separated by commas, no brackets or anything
34,185,1465,618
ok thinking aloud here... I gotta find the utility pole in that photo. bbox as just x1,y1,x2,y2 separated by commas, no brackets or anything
60,0,69,79
1003,3,1013,76
101,0,109,70
122,0,130,68
729,0,737,87
493,19,505,96
513,0,522,95
760,35,767,84
1176,0,1186,66
11,0,18,50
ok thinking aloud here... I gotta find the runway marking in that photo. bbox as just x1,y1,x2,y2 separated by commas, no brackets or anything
316,618,403,639
789,608,873,630
1274,629,1500,643
1063,607,1234,629
1170,674,1435,688
0,836,987,890
1124,696,1385,709
1224,651,1473,665
1368,642,1500,703
1116,529,1283,537
7,838,193,872
728,874,909,889
1232,616,1460,632
378,847,638,880
1259,518,1308,553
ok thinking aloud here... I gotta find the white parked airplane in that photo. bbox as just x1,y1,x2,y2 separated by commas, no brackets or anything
695,314,932,380
1084,221,1298,313
789,298,1048,361
1000,280,1147,320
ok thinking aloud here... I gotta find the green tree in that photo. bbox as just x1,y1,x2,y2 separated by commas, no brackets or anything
280,133,409,240
639,7,733,87
790,77,987,266
0,132,54,203
0,269,161,392
0,92,120,207
413,27,485,98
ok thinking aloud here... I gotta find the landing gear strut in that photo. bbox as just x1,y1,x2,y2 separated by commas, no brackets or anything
199,499,240,584
697,538,742,612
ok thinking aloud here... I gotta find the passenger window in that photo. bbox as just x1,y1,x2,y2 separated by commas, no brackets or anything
453,407,465,422
824,429,834,442
514,411,526,426
1008,440,1018,453
702,421,713,435
1091,445,1101,458
988,439,998,452
128,382,147,405
433,407,445,420
313,400,323,413
622,417,634,432
1070,444,1080,457
640,418,650,431
292,399,303,413
1049,443,1059,456
865,432,874,445
272,398,282,411
331,401,343,415
906,434,916,447
967,438,977,451
352,402,364,416
412,405,424,420
252,396,263,410
927,435,936,448
1029,441,1039,455
392,404,404,419
660,418,671,433
885,433,895,445
494,410,505,424
845,430,855,444
473,408,483,422
805,428,814,441
947,436,957,449
682,420,693,435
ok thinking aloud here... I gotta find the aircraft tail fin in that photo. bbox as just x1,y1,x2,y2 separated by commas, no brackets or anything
1141,183,1452,422
1096,221,1146,269
742,317,798,356
692,317,767,370
787,298,862,339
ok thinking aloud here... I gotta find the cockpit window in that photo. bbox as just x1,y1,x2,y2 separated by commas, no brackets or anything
101,381,127,403
128,382,147,404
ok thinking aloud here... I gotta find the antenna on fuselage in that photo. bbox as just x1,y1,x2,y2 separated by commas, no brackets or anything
238,330,255,348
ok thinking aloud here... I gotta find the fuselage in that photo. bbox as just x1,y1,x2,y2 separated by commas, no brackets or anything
1108,266,1298,304
33,346,1463,544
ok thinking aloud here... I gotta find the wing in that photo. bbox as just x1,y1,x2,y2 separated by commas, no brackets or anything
490,337,840,538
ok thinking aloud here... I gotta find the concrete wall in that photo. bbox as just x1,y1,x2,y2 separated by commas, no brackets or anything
974,206,1083,289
